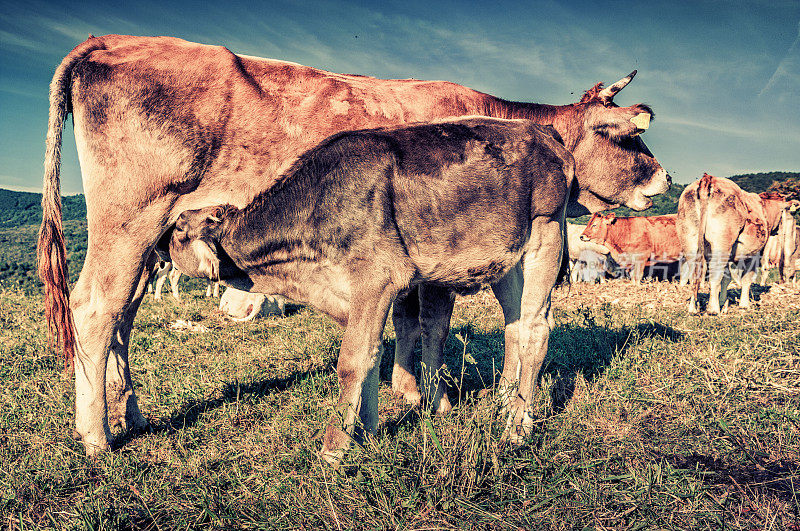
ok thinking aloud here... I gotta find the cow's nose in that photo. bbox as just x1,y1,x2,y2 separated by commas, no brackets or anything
666,173,672,187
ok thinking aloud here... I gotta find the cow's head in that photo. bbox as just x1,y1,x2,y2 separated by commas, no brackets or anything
758,193,798,235
169,205,237,281
579,212,616,245
558,71,671,216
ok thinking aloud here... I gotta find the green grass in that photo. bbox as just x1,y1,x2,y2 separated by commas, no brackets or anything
1,279,799,529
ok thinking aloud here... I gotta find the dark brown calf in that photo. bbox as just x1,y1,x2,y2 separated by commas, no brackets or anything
168,118,575,462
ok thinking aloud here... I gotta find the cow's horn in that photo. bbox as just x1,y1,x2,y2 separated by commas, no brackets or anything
630,112,651,130
598,70,637,102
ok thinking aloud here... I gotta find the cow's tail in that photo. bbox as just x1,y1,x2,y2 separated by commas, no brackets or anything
37,36,105,373
691,173,714,300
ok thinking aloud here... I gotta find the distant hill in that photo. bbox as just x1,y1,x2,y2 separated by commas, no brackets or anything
0,189,87,291
729,171,800,195
0,188,86,227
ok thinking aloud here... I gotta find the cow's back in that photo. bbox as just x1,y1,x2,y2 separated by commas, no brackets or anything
642,214,680,261
71,35,496,213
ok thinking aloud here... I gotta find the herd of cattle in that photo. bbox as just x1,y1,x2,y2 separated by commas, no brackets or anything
35,35,796,464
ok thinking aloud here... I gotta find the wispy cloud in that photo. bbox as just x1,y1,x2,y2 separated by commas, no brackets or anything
759,19,800,101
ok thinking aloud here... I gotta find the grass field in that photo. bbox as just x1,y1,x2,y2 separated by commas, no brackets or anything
1,278,799,529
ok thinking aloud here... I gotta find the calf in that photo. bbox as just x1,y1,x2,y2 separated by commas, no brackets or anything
677,173,799,314
167,117,574,463
580,213,681,283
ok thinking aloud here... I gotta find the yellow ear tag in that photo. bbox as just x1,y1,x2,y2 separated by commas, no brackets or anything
630,113,650,130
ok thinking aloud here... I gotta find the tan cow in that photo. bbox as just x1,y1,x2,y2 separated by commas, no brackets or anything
677,173,799,314
38,35,669,456
580,213,681,283
759,221,799,285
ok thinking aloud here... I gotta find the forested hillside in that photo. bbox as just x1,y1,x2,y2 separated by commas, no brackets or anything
0,188,86,227
1,169,798,290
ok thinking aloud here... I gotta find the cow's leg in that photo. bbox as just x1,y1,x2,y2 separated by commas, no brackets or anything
105,252,155,432
491,263,523,409
321,279,395,465
71,236,155,456
152,262,170,300
632,258,644,284
418,284,455,415
706,248,730,315
679,259,689,286
391,288,422,405
503,222,561,444
738,257,759,308
168,268,182,300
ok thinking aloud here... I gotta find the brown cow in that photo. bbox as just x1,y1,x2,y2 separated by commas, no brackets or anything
38,35,669,456
579,213,681,283
677,173,800,314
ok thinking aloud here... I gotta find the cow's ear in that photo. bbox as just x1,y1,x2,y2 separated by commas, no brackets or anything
588,106,652,140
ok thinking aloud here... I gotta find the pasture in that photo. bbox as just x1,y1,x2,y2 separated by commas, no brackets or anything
1,278,799,529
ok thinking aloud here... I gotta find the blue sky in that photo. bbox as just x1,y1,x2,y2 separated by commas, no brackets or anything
1,0,798,194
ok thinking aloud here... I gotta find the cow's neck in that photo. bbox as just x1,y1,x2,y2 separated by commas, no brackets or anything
483,97,581,149
760,199,786,234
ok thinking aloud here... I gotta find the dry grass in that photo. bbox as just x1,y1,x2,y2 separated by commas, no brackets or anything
1,277,799,529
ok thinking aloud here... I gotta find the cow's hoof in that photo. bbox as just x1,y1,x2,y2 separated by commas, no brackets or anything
319,446,344,467
392,373,422,406
434,394,453,415
79,436,110,458
403,390,422,407
502,406,534,446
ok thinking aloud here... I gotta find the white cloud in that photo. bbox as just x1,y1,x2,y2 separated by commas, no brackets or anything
759,19,800,102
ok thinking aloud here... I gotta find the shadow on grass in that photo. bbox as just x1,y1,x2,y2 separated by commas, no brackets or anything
691,283,771,312
399,314,685,414
659,452,800,504
120,361,336,445
121,311,683,447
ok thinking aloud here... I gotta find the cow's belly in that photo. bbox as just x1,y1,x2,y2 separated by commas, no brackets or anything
410,248,524,290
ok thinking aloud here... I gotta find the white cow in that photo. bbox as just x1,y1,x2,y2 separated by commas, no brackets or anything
147,261,220,300
567,223,611,283
219,289,286,321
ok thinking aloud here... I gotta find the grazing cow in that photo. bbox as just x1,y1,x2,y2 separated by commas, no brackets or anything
677,173,800,314
168,118,575,462
38,35,669,456
759,222,799,285
566,223,611,283
219,289,286,321
147,260,181,300
147,260,220,300
580,213,681,283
